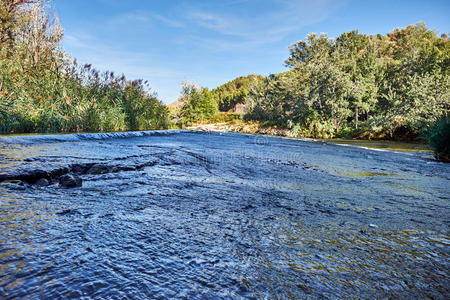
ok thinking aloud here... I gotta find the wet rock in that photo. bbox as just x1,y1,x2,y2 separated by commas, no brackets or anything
56,209,81,216
59,174,82,188
22,169,49,183
35,178,49,186
48,166,70,178
121,166,136,171
87,164,109,174
71,164,88,174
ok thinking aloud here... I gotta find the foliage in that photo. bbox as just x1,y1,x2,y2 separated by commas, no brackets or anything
211,75,264,112
245,23,450,140
178,81,217,125
427,116,450,162
0,0,169,134
190,112,241,125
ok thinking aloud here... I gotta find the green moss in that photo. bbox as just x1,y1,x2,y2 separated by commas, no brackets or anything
336,170,391,177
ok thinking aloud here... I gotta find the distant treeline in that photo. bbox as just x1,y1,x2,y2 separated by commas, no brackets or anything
173,76,264,126
174,23,449,159
211,75,264,112
0,0,169,134
177,23,449,140
244,23,449,140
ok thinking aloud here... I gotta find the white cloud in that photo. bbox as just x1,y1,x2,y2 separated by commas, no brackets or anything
152,14,185,28
187,11,248,37
109,11,150,25
109,11,186,29
60,1,349,103
62,32,184,103
185,0,346,47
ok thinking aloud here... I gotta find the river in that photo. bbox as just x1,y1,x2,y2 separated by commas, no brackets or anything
0,130,448,298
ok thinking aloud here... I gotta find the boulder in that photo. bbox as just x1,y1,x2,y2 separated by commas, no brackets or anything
59,174,82,188
24,169,49,183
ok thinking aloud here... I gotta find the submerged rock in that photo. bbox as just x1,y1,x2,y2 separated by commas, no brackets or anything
87,164,109,174
19,169,49,184
59,174,82,188
36,178,50,187
71,164,89,174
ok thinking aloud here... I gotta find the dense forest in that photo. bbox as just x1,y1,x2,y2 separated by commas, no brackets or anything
176,23,449,159
243,23,449,141
0,0,169,134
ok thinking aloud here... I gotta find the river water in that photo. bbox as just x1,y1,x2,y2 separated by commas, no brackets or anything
0,131,448,298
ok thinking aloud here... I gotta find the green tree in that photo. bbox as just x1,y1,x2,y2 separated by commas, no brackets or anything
211,75,263,112
179,81,217,125
245,23,449,140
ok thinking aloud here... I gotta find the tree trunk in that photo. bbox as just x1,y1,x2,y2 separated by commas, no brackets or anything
331,103,336,129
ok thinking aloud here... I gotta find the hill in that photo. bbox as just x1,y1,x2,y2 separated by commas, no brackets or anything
211,75,264,112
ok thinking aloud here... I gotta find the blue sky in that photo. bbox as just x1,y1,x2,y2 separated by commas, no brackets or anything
54,0,449,104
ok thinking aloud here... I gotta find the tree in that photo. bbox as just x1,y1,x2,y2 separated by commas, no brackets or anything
211,75,264,112
0,0,39,48
245,23,449,139
179,81,217,125
15,0,64,68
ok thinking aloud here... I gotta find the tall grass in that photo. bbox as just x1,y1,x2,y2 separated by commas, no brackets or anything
0,59,170,134
0,0,169,134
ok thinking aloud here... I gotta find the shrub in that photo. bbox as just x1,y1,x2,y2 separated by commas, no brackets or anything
427,116,450,162
0,1,170,134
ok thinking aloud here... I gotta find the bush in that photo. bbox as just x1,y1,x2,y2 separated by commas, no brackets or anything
178,82,218,126
0,1,170,134
427,116,450,162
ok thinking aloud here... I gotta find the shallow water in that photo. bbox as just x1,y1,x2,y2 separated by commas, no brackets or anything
0,131,448,298
325,138,431,152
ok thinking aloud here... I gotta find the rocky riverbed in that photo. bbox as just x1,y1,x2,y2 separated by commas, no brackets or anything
0,130,449,298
